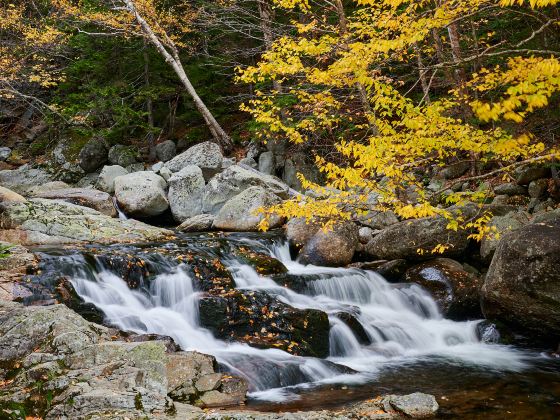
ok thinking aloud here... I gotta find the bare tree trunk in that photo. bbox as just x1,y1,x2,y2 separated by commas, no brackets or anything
414,42,431,104
143,39,156,161
123,0,233,152
431,28,454,88
334,0,377,133
257,0,281,93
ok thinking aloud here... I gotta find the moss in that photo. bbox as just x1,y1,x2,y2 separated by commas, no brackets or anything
134,392,144,411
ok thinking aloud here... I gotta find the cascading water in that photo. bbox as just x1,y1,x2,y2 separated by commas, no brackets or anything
32,234,533,403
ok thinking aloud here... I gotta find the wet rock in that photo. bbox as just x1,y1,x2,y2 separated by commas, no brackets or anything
156,140,177,162
404,258,482,319
115,171,169,218
481,221,560,344
201,165,290,215
198,290,330,357
165,141,223,180
232,246,288,275
213,186,284,232
94,253,151,289
183,253,235,293
32,187,117,217
299,222,359,267
96,164,128,194
476,321,501,344
364,216,470,261
108,144,138,167
0,198,172,245
334,311,371,345
494,183,527,196
480,211,530,262
285,217,321,249
350,259,409,282
78,138,108,173
168,165,206,222
516,165,551,185
0,242,37,301
528,178,549,199
178,214,216,232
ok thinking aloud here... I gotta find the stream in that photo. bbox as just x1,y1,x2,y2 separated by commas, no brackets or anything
26,232,560,418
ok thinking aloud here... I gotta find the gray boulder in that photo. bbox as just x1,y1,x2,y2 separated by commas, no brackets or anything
0,146,11,161
201,165,289,215
126,162,145,173
108,144,138,167
359,210,399,230
78,139,108,173
0,198,172,245
168,165,206,222
213,186,284,231
299,221,359,267
285,217,321,248
516,165,551,185
32,187,117,217
0,186,26,204
165,141,223,180
239,156,258,168
258,151,275,175
528,178,548,198
480,211,530,262
385,393,439,418
438,161,470,179
494,183,527,196
0,165,54,194
96,164,128,194
156,140,177,162
177,214,215,232
364,216,470,261
481,220,560,343
114,171,169,218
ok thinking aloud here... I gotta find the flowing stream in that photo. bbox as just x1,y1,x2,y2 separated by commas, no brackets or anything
28,233,560,417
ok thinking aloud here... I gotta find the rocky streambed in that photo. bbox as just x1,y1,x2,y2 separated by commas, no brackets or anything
1,232,559,419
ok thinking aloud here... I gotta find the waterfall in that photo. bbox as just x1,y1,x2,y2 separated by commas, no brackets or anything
112,197,128,220
49,238,530,402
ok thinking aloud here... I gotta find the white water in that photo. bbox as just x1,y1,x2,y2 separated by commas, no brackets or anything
68,241,530,401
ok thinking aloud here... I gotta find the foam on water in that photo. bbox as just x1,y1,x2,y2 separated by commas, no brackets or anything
67,240,532,400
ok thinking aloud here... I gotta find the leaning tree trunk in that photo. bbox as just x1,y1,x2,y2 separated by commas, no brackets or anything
123,0,233,152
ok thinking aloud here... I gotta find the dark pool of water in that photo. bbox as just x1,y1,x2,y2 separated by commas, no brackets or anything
246,358,560,419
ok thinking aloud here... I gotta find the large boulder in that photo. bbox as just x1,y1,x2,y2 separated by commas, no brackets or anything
298,221,359,266
78,138,108,173
165,141,223,180
479,211,530,262
155,139,177,162
481,221,560,343
516,165,551,185
404,258,482,319
364,216,470,261
168,165,206,222
285,217,321,248
114,171,169,218
198,290,330,358
201,165,289,215
108,144,138,167
213,186,284,231
258,151,275,175
95,164,128,194
32,187,117,217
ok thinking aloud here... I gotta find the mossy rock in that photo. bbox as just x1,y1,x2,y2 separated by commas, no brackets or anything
232,246,288,275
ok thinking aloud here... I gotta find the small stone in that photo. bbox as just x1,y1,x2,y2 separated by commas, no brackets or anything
151,161,164,172
358,226,374,244
177,214,215,232
387,392,439,418
239,156,257,169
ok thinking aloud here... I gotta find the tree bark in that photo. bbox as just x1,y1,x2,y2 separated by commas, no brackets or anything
123,0,233,152
143,39,156,161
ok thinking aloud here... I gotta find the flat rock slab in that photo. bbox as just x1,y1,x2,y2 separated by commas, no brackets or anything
0,198,173,245
32,187,117,217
